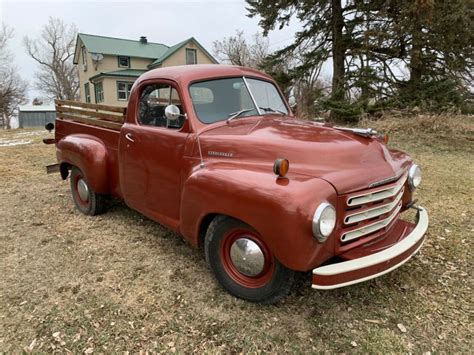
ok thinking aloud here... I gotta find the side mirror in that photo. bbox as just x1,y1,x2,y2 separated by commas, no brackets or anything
165,105,185,121
288,96,297,109
45,122,54,132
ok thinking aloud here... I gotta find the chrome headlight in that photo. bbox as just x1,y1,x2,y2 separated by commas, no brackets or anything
312,202,336,242
408,164,422,191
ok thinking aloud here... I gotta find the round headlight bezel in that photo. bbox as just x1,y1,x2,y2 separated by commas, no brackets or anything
312,202,336,242
408,164,422,191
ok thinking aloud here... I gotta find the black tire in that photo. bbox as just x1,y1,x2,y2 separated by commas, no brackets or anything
70,166,107,216
205,215,295,304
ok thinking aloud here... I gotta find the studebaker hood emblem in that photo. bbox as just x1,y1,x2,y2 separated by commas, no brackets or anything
208,151,233,158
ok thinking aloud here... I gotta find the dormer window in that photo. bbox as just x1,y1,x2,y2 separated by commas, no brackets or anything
118,56,130,68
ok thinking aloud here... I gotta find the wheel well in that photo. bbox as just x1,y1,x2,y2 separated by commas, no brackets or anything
198,213,256,249
198,213,219,249
60,163,71,180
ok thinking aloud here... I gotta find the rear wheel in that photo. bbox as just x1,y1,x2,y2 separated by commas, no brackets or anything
205,215,295,304
70,166,106,215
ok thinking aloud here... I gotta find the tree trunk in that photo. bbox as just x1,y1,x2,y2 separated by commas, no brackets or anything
6,111,11,129
409,12,423,87
331,0,345,101
1,111,7,129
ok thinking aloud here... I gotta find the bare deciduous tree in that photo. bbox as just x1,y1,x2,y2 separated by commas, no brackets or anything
0,24,28,129
0,23,13,64
212,30,270,68
24,17,79,100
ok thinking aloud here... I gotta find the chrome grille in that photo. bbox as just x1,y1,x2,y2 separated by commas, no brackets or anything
344,188,405,225
340,173,407,243
347,173,406,206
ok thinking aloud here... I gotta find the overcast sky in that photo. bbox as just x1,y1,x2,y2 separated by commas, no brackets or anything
0,0,302,102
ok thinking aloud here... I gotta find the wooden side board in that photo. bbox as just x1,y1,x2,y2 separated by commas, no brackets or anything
55,100,126,131
55,99,126,114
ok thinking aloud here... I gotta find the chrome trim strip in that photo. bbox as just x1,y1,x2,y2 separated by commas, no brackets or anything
369,169,406,188
344,188,405,225
312,207,428,290
341,201,402,242
242,76,262,116
347,173,407,207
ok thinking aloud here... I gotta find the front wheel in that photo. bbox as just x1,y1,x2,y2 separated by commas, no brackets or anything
70,166,106,216
205,216,295,304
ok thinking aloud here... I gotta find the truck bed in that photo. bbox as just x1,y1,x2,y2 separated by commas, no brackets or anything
54,100,124,197
55,100,126,131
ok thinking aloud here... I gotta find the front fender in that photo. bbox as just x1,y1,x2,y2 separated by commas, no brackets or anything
56,134,109,194
180,163,338,271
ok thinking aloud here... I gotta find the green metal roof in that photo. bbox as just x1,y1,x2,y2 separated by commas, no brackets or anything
75,33,169,62
148,37,218,68
74,33,218,68
89,69,148,82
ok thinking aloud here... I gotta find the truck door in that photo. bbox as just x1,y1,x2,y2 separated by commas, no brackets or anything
119,81,189,230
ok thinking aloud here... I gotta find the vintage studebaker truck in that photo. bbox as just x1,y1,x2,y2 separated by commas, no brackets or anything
45,64,428,303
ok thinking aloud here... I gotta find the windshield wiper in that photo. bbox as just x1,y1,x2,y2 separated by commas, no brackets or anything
259,106,286,115
226,108,254,124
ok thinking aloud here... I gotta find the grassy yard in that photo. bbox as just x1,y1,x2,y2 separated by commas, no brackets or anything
0,115,472,352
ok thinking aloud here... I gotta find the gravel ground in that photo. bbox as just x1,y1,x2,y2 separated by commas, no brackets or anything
0,117,472,352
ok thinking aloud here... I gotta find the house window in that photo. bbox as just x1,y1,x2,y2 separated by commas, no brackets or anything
186,48,197,65
82,46,87,70
118,56,130,68
117,81,134,101
84,83,91,103
94,82,104,103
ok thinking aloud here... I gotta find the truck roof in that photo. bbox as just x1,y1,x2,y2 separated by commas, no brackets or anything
136,64,273,86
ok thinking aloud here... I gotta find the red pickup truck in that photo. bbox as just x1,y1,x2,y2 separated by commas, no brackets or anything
46,64,428,303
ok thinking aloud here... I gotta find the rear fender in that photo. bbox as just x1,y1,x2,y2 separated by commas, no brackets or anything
179,164,338,271
56,134,109,194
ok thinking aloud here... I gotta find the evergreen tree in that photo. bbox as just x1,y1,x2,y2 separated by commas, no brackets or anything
247,0,473,119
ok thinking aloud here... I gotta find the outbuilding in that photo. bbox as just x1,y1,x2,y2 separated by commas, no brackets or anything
18,105,56,128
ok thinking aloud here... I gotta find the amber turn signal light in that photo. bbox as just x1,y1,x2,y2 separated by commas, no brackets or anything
273,158,289,177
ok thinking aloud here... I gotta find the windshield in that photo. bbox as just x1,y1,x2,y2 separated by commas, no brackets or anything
189,77,288,124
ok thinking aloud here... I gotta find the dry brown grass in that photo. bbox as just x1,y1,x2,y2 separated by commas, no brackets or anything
360,113,474,136
0,118,473,353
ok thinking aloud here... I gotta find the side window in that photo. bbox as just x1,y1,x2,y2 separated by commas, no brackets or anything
138,84,185,129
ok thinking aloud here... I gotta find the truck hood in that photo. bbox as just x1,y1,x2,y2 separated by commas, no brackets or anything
199,116,412,194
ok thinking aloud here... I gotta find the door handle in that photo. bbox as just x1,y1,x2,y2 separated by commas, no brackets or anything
125,133,135,143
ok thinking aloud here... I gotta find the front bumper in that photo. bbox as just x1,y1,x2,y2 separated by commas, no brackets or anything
312,206,428,290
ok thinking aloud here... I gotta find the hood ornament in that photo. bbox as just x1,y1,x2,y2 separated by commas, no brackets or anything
333,126,378,137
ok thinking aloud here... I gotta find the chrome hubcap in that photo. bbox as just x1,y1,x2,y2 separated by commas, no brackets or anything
229,238,265,277
77,178,89,201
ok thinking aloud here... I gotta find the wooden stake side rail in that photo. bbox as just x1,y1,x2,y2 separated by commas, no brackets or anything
56,106,124,123
56,99,126,113
55,100,126,131
57,113,123,130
